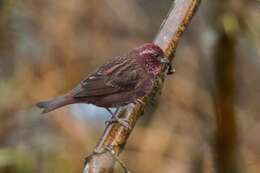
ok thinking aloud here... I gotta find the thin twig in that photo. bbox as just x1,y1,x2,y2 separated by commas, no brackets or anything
83,0,201,172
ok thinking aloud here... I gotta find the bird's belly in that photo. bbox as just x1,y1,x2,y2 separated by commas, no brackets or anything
82,91,145,108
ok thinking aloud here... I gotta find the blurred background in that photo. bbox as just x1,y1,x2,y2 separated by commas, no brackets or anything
0,0,259,173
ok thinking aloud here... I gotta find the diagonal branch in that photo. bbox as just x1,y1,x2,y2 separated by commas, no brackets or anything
83,0,201,172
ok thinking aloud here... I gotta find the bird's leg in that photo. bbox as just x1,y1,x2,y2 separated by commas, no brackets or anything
114,107,120,116
105,108,130,129
105,108,118,124
106,108,116,119
93,146,130,173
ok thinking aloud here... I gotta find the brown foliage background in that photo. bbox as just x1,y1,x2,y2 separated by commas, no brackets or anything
0,0,259,173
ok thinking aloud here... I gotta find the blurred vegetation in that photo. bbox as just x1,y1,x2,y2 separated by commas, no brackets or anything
0,0,259,173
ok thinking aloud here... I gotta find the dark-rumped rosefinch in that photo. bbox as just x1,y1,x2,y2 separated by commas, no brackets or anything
36,43,173,127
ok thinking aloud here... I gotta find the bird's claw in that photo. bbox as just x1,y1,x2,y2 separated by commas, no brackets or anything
105,118,117,126
105,115,131,130
117,119,131,129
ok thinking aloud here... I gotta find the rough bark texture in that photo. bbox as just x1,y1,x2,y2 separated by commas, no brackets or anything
83,0,201,172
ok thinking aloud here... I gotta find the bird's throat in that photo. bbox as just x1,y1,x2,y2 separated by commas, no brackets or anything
145,58,162,76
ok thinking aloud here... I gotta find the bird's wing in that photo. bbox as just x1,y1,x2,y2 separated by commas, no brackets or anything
72,56,142,98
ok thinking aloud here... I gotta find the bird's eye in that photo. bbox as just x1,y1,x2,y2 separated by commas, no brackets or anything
154,53,160,58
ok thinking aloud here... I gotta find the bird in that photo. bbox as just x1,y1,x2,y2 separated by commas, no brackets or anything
36,43,173,128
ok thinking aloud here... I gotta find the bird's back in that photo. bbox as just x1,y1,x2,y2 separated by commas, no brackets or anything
70,55,153,107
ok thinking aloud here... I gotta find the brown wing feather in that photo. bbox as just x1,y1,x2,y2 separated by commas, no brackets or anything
72,56,142,98
72,76,119,97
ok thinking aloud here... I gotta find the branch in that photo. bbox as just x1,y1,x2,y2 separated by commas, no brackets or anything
83,0,201,172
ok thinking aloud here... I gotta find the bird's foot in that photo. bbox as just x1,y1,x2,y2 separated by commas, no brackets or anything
105,117,117,126
105,116,131,130
94,146,130,173
117,118,131,129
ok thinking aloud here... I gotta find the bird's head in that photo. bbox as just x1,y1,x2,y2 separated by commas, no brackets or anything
132,43,171,76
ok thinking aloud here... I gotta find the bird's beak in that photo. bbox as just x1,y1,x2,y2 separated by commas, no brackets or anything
160,57,170,64
161,57,175,75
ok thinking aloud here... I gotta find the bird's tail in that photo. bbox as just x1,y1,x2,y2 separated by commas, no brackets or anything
36,95,73,113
